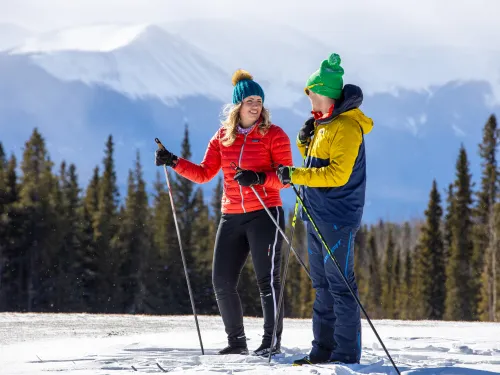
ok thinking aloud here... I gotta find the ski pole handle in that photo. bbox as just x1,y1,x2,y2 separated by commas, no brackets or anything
229,161,243,172
155,137,166,150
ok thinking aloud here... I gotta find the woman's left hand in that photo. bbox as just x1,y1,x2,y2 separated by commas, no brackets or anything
234,169,266,186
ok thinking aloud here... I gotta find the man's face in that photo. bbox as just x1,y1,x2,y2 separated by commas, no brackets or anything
308,91,323,112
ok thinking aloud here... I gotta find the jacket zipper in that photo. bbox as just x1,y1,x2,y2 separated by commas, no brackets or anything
238,134,248,213
263,187,267,197
307,125,320,166
301,125,320,201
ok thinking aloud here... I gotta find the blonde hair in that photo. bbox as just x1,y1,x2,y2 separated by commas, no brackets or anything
220,103,272,147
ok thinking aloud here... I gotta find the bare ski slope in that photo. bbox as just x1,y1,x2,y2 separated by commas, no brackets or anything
1,313,499,374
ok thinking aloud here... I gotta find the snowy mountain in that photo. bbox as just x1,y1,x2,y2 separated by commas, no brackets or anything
1,21,499,223
2,313,500,374
0,23,33,51
161,18,334,107
5,21,338,109
10,24,231,103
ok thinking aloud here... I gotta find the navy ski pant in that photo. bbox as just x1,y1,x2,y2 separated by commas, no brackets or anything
307,221,361,363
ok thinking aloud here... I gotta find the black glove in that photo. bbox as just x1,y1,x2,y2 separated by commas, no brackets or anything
155,148,178,167
297,117,315,144
234,169,266,186
276,165,295,185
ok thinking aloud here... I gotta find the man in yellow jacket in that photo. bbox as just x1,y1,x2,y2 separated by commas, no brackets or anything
277,53,373,365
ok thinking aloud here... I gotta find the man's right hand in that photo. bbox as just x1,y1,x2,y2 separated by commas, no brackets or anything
276,165,295,185
297,117,315,144
155,148,178,167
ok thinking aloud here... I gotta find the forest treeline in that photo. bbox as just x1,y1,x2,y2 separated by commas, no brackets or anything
0,114,499,321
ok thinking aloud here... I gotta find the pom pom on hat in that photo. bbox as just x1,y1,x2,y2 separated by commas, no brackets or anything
232,69,253,86
231,69,265,104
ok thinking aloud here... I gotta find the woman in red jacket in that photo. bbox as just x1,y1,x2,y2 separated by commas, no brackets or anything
155,70,293,357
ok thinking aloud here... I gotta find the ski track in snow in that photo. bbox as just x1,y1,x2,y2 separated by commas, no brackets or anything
1,313,500,375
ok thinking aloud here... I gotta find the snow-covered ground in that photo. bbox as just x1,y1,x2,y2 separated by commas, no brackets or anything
1,313,499,374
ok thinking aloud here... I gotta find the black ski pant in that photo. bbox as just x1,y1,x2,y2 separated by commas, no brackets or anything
212,206,284,348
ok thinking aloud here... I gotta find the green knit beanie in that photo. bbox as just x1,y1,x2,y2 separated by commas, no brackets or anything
305,53,344,99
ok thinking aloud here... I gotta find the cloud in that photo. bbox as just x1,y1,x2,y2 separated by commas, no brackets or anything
2,0,500,102
3,0,499,43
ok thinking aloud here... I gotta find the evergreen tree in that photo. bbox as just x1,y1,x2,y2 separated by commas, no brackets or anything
443,184,454,261
0,154,21,311
0,142,7,309
174,123,195,251
94,135,121,312
152,170,190,314
354,225,369,305
191,188,215,313
399,222,413,319
53,162,84,311
445,145,474,321
476,114,499,321
68,164,85,310
80,166,100,311
393,245,401,319
0,142,6,205
282,209,307,318
366,230,382,318
118,152,153,313
413,180,445,319
0,142,5,167
3,155,17,206
17,128,59,311
151,171,175,313
381,226,396,318
170,124,211,313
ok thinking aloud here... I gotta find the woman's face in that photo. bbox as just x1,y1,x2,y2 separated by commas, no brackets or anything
239,95,263,127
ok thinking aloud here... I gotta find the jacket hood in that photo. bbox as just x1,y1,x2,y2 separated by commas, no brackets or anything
317,84,373,134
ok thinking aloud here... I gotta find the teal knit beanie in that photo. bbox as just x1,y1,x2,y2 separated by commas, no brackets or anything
232,69,265,104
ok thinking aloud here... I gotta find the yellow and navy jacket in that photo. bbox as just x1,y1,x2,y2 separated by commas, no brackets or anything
291,84,374,226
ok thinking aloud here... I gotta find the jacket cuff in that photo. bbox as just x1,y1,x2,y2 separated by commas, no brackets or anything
173,157,185,172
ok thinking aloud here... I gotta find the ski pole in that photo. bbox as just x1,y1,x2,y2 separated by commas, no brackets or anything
267,197,299,362
155,137,204,355
230,162,311,280
268,142,312,363
249,185,312,287
289,182,400,375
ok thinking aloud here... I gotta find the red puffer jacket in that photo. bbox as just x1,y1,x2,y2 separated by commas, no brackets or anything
173,123,293,214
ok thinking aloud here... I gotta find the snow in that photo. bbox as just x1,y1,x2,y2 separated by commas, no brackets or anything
8,24,231,104
2,313,500,374
162,18,332,107
0,23,33,51
4,19,336,107
5,19,500,107
11,24,150,53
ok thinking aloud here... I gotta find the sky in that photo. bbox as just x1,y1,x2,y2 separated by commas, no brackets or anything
2,0,499,47
1,0,499,223
2,0,500,100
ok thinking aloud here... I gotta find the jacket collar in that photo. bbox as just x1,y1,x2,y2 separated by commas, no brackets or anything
315,84,364,125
